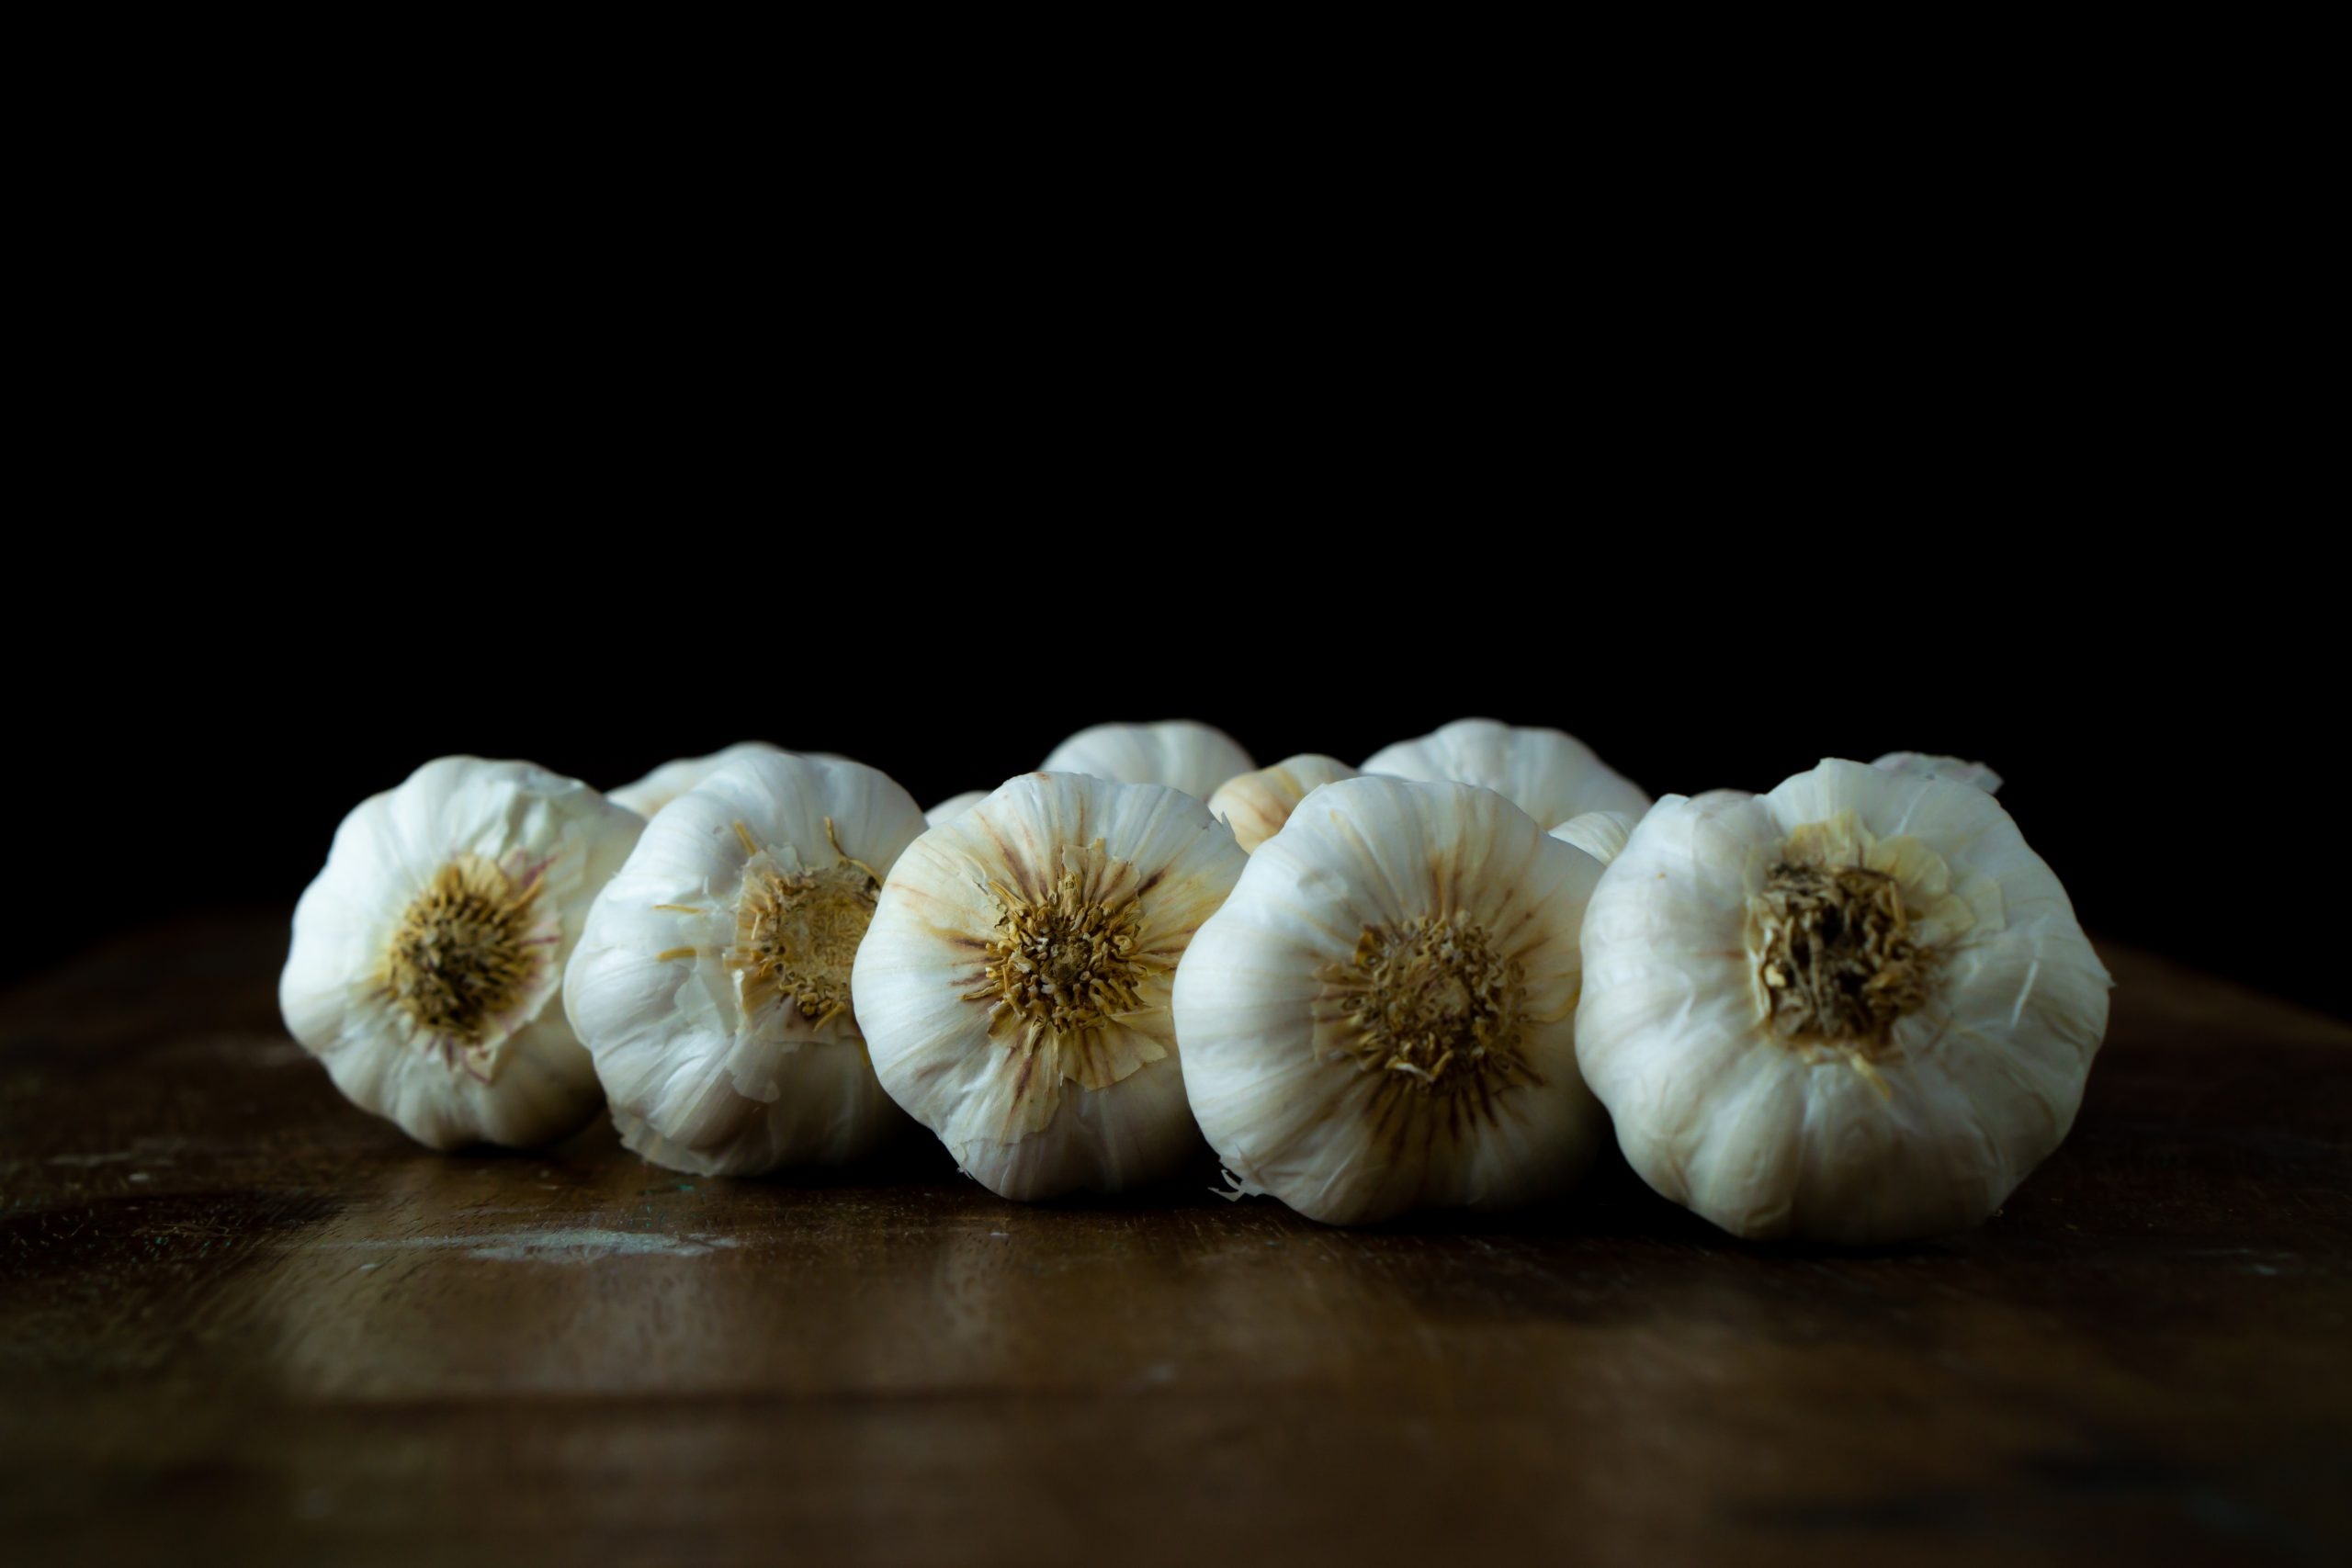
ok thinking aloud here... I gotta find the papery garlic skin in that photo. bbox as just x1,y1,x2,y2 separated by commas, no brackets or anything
1577,759,2109,1244
852,773,1245,1200
925,791,989,828
1040,719,1254,801
611,742,786,818
280,757,644,1149
1551,808,1638,866
563,753,926,1176
1173,777,1609,1225
1206,754,1357,852
1872,751,2003,795
1363,717,1647,830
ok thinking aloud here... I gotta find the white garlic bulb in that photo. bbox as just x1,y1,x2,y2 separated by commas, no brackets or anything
852,773,1245,1200
1577,759,2110,1244
610,741,786,818
1172,776,1609,1225
280,756,643,1149
1040,719,1254,801
1206,754,1357,852
1550,808,1638,866
1363,717,1647,829
925,791,989,828
1872,751,2003,795
562,752,926,1176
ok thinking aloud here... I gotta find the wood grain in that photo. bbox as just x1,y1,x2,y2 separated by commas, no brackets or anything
3,913,2347,1566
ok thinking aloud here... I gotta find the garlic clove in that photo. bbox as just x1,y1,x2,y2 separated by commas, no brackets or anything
610,742,785,819
279,756,643,1150
924,790,990,828
852,772,1246,1201
1362,717,1647,830
610,743,854,818
1173,776,1610,1225
1550,808,1640,866
1039,719,1254,801
1206,754,1358,852
1871,751,2004,795
562,751,927,1175
1576,759,2109,1244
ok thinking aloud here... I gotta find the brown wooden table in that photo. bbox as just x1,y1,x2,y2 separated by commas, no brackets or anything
4,911,2347,1566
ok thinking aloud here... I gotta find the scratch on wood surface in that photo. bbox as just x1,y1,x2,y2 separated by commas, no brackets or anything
315,1228,742,1263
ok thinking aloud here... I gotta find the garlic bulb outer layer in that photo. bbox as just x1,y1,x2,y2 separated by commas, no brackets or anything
1872,751,2003,795
1363,717,1647,830
1040,719,1254,802
925,791,989,828
562,752,928,1176
611,742,786,818
1173,776,1610,1225
280,756,644,1149
1550,808,1638,866
1576,759,2109,1244
852,772,1246,1200
1206,754,1358,852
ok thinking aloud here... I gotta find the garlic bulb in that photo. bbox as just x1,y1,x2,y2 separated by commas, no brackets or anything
562,752,926,1176
280,757,643,1149
1577,759,2109,1244
1040,719,1254,801
1550,808,1638,866
1206,754,1357,852
852,773,1245,1200
1172,776,1609,1225
925,791,989,828
1363,717,1647,829
1873,751,2003,795
610,742,785,818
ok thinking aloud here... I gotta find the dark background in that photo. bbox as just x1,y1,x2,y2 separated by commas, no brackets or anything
1,166,2324,1015
2,528,2331,1017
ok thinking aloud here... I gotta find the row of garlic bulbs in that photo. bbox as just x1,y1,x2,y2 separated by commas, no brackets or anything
279,719,2109,1243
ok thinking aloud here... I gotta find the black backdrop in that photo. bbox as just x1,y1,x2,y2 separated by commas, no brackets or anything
4,542,2331,1019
